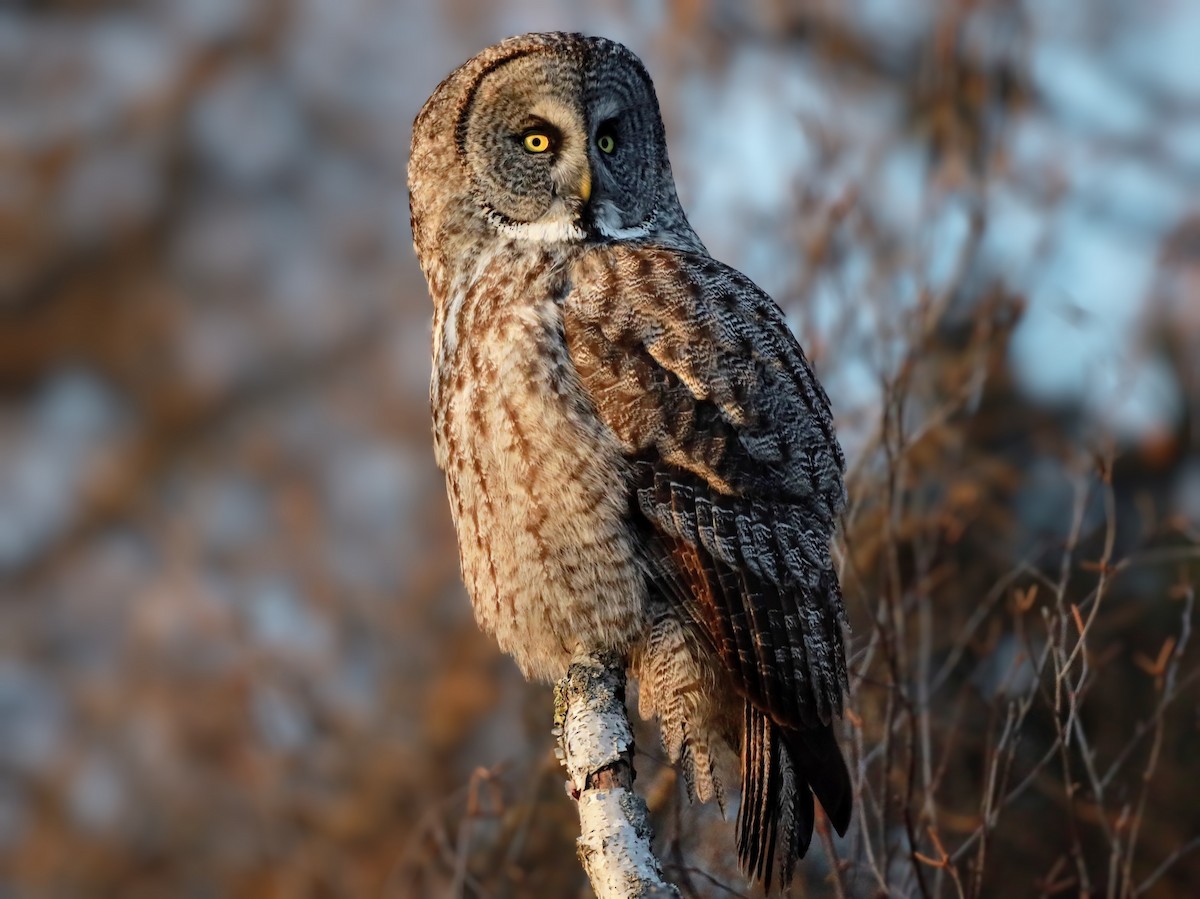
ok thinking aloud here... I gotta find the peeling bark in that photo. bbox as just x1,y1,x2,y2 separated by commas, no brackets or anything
553,650,681,899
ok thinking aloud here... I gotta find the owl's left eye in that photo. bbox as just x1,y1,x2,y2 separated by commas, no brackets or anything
596,121,618,154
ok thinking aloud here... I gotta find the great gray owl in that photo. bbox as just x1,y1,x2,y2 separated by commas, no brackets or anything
408,32,851,890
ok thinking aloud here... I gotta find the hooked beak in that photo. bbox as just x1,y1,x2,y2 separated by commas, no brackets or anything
577,167,591,204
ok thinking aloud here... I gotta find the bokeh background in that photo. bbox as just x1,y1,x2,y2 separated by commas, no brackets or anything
1,1,1198,897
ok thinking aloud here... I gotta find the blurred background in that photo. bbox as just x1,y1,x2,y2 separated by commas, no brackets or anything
1,1,1198,897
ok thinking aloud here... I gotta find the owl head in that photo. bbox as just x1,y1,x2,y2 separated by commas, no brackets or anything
409,32,702,281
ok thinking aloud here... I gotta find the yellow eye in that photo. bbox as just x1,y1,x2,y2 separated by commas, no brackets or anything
597,133,616,154
523,132,551,153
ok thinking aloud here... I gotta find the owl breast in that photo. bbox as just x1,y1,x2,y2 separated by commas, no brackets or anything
431,247,647,681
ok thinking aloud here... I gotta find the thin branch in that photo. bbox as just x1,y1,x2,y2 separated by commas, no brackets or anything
1136,835,1200,896
554,650,681,899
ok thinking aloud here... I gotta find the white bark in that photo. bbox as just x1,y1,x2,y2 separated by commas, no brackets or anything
553,650,680,899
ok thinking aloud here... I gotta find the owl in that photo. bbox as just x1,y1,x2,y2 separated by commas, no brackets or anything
409,32,851,890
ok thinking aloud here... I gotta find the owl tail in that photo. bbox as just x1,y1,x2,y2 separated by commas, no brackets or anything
736,703,852,892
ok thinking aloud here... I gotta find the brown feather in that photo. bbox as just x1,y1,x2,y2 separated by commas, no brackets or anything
566,244,852,889
411,34,851,889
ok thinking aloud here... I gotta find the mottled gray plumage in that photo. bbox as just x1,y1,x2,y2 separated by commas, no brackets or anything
409,32,851,890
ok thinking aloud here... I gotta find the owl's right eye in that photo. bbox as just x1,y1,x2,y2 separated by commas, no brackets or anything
522,131,554,154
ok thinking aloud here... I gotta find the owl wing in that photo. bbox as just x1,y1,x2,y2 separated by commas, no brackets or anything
564,243,848,728
563,244,851,884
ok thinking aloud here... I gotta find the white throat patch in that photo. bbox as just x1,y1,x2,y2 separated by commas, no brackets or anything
595,220,651,240
593,199,652,240
495,216,587,243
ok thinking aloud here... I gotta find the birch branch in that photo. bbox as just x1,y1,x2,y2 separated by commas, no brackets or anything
553,649,681,899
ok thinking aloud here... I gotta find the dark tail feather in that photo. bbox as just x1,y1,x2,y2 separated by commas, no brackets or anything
737,703,776,885
774,735,812,887
790,722,852,837
736,703,852,891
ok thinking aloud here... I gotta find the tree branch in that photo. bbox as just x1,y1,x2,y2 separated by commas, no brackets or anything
553,650,681,899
